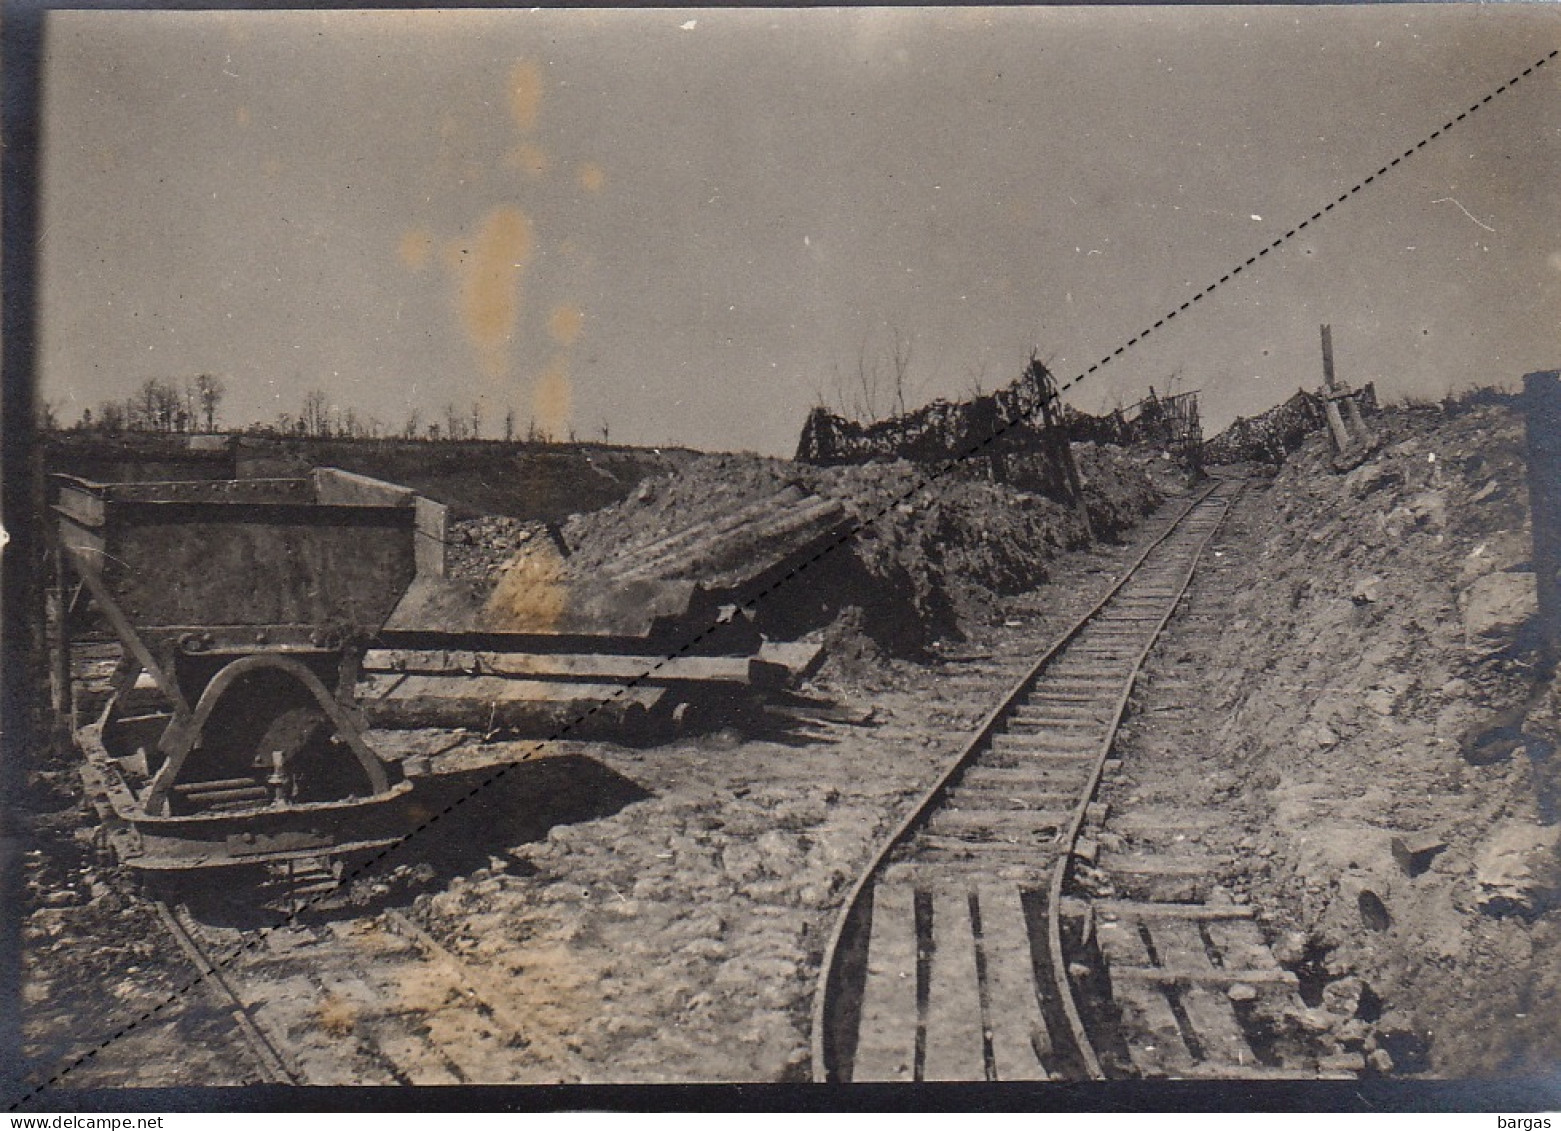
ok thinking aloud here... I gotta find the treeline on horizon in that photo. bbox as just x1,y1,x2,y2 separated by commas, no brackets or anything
39,377,598,444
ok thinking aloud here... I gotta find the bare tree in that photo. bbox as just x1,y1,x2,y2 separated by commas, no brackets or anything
97,402,126,434
443,402,466,441
964,360,989,400
403,407,423,440
181,380,199,431
300,389,331,437
130,378,182,432
600,419,611,444
841,326,917,423
469,401,483,441
888,327,913,417
193,374,225,431
503,408,515,443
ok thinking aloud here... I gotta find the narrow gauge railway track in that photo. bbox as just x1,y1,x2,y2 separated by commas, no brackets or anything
813,477,1333,1083
150,882,593,1085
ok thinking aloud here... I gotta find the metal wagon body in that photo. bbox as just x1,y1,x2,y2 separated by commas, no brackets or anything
49,464,837,874
51,468,445,872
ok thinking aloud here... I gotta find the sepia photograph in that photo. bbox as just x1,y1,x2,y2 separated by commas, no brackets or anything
4,2,1560,1109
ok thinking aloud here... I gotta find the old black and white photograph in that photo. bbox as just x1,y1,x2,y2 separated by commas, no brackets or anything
4,2,1560,1108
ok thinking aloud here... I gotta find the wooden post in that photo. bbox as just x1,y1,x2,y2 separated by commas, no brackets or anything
1319,324,1352,453
1032,358,1093,540
1524,370,1561,660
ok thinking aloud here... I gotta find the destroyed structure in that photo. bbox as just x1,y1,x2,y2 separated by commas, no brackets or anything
796,358,1203,503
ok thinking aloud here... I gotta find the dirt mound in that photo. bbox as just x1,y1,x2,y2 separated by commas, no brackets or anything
1206,395,1560,1076
557,446,1164,659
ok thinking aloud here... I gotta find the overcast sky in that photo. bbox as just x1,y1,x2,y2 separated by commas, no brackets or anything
38,5,1561,455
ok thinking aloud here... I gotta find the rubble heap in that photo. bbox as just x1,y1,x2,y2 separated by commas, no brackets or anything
1201,392,1559,1075
1204,384,1380,467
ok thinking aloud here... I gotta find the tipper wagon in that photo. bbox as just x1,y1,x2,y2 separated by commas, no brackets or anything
48,467,837,874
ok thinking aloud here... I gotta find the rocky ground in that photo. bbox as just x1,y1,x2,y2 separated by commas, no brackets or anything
18,395,1560,1090
399,518,1176,1083
17,458,1176,1090
1115,396,1558,1078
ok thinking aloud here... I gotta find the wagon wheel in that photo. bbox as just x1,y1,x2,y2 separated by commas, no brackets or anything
148,655,392,816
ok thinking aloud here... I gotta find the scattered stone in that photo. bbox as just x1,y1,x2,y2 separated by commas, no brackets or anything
1345,463,1402,500
1462,571,1538,645
1469,479,1502,505
1475,821,1561,916
1367,1048,1395,1074
1227,982,1258,1003
1334,1017,1370,1046
1351,576,1384,605
1319,1051,1367,1074
1272,930,1310,967
1390,833,1448,878
1322,975,1366,1018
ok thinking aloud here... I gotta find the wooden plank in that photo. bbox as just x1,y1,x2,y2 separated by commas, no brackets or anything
1112,980,1194,1077
975,884,1050,1081
1109,809,1224,832
915,835,1057,863
1110,966,1297,986
989,732,1098,752
359,675,665,732
1148,919,1257,1068
926,808,1071,838
882,860,1053,888
960,765,1089,788
1145,916,1212,970
982,749,1095,772
923,889,986,1081
1094,913,1151,968
752,640,826,684
1174,1063,1357,1081
381,674,664,706
1180,983,1257,1069
1092,900,1252,922
851,882,919,1083
364,649,755,684
942,786,1077,811
1008,713,1105,729
1205,918,1283,972
1034,676,1122,689
1098,851,1227,876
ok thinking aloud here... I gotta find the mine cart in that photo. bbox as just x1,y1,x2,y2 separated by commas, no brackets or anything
50,468,444,872
50,467,836,874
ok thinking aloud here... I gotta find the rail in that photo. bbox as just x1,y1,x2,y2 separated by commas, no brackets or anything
810,477,1239,1082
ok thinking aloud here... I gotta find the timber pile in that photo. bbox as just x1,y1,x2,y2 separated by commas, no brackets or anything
359,484,847,736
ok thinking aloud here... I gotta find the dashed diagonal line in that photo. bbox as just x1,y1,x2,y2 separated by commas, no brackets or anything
9,45,1555,1109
